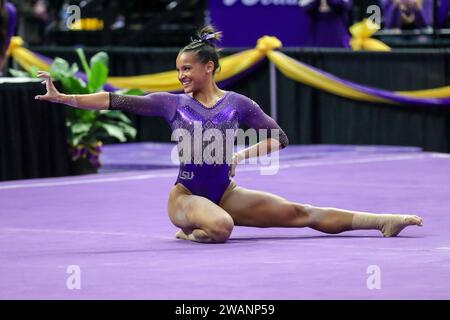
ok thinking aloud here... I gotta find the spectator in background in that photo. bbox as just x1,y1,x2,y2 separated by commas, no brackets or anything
10,0,50,45
300,0,353,48
381,0,433,29
0,0,17,76
437,0,450,27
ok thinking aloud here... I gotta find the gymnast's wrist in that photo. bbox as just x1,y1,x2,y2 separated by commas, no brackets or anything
234,152,246,163
59,94,78,107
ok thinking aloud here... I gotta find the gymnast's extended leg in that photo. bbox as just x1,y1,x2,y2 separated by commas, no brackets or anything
167,183,234,243
219,185,422,236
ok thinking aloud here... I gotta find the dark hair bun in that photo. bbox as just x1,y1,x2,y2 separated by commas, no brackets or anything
198,25,223,45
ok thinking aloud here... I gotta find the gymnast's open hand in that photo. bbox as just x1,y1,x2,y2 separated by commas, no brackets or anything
34,71,62,103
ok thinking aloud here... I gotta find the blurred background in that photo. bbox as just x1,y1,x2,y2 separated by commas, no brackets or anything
4,0,450,47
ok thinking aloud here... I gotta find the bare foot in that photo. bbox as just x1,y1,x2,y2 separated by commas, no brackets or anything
381,214,423,237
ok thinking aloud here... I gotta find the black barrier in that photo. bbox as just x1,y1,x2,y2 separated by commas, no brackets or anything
0,80,71,181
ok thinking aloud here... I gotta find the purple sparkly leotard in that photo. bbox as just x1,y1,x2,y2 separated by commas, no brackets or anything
109,91,289,204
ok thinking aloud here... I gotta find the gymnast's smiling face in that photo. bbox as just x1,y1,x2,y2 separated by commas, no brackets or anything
176,51,215,94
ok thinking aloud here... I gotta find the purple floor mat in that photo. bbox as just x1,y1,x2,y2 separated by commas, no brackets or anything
1,144,449,299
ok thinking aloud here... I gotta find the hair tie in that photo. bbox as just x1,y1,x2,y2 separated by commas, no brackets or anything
201,33,216,42
190,33,215,45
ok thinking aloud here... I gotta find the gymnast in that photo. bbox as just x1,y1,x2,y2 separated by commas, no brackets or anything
35,25,423,243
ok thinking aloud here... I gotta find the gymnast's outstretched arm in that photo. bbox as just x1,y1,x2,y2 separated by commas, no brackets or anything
35,71,177,121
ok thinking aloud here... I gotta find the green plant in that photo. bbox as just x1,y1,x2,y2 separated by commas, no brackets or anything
47,48,142,170
9,66,40,78
50,49,138,143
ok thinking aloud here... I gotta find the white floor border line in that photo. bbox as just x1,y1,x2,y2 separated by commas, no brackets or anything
238,153,431,172
0,153,440,190
0,172,176,190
